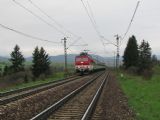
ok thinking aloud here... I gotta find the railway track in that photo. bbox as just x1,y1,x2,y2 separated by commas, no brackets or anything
0,72,103,120
0,75,78,97
31,71,109,120
0,75,83,105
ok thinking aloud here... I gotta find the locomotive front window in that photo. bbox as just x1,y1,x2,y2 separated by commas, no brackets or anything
76,57,88,61
76,58,81,61
82,58,88,61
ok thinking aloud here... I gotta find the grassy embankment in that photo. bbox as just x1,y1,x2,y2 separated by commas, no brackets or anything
117,66,160,120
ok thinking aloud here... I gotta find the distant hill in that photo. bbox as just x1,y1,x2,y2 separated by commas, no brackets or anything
0,54,121,64
26,54,107,63
50,54,77,63
26,54,77,63
1,54,104,62
3,54,160,65
0,54,122,67
0,56,8,61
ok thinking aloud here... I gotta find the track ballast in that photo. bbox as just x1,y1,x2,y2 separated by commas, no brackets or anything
31,71,109,120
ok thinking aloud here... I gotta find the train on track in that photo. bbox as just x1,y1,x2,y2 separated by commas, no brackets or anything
75,52,106,75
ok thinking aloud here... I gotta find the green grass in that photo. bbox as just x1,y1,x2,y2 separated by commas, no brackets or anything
117,66,160,120
0,72,65,93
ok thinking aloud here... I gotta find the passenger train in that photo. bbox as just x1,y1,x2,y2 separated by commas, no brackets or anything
75,52,106,75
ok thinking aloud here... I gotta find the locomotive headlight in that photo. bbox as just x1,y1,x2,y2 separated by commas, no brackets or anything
81,62,84,64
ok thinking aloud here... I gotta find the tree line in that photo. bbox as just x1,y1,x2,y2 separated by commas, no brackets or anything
2,45,51,80
123,35,159,78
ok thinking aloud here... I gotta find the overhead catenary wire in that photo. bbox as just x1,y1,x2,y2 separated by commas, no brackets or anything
85,0,114,45
81,0,115,46
67,38,88,49
81,0,101,37
28,0,88,50
81,0,112,54
80,0,101,42
12,0,67,36
28,0,81,39
120,1,140,45
0,23,61,44
86,1,97,29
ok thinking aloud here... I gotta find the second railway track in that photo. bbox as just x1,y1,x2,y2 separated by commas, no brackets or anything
31,71,109,120
0,75,78,97
0,75,82,105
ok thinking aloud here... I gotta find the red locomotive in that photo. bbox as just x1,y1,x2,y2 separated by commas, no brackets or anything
75,52,106,75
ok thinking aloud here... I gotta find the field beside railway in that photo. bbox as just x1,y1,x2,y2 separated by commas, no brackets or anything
117,66,160,120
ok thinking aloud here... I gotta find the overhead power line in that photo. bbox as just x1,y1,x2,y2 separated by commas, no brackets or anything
0,23,61,44
81,0,112,55
28,0,81,39
12,0,67,36
86,1,97,27
84,0,113,45
28,0,88,50
81,0,100,37
67,37,88,49
81,0,114,45
121,1,140,44
80,0,102,42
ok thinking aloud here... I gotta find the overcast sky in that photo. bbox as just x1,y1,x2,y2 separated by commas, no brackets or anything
0,0,160,57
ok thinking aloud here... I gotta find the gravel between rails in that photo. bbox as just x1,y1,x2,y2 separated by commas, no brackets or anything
47,72,107,120
91,72,135,120
0,72,101,120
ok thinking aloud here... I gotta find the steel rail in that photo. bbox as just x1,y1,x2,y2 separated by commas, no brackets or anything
0,76,83,105
30,72,104,120
0,75,78,97
81,72,109,120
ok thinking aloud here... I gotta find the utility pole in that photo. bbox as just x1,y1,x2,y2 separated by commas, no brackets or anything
62,37,68,76
115,34,120,69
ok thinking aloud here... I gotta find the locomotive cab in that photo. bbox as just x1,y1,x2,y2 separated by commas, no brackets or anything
75,52,105,75
75,54,94,74
75,57,90,73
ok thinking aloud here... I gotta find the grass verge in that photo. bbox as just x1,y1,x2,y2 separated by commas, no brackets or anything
117,66,160,120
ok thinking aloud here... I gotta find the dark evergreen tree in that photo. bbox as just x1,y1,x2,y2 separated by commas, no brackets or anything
139,40,152,71
32,47,51,78
9,45,25,72
39,47,51,75
123,35,139,69
32,46,40,78
3,65,9,76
